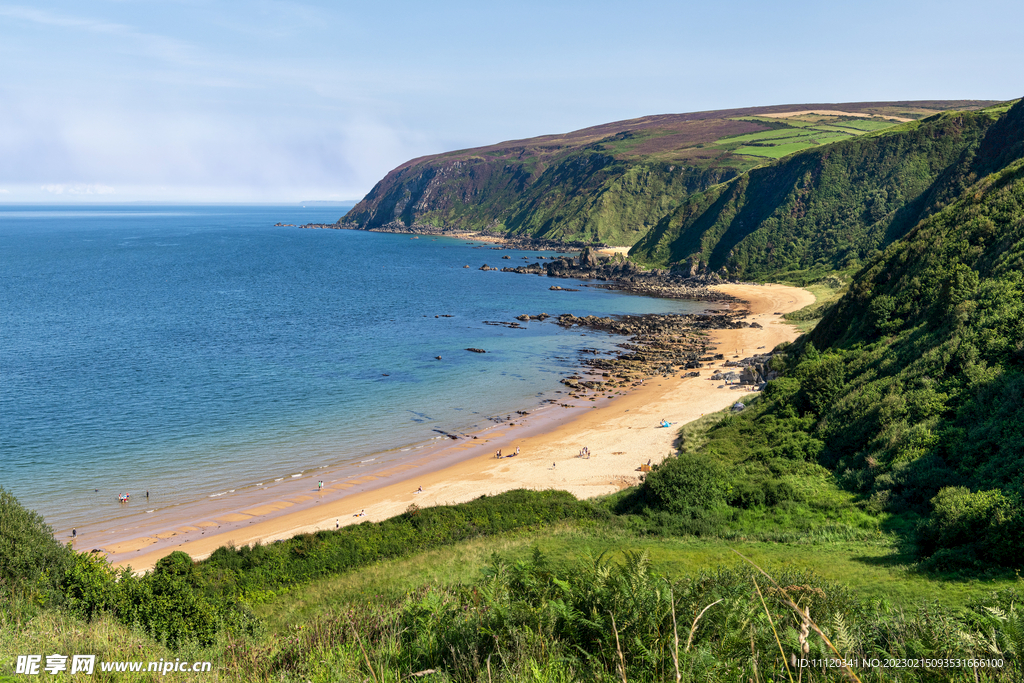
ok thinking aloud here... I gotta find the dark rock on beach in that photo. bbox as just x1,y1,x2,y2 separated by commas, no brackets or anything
497,246,737,302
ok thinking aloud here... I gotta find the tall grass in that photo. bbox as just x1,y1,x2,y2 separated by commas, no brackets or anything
4,549,1020,681
219,551,1022,682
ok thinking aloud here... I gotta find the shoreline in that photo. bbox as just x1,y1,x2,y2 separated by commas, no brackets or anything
304,222,613,256
103,283,814,573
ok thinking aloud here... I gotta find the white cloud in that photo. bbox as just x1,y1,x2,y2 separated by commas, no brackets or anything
41,183,116,196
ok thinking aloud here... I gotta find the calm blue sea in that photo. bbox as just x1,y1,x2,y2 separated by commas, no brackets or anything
0,205,703,530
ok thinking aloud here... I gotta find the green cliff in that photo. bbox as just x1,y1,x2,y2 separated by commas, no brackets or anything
629,104,1016,280
343,101,992,248
665,98,1024,568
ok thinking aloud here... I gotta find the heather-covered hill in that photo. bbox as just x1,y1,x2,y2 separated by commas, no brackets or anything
341,101,991,246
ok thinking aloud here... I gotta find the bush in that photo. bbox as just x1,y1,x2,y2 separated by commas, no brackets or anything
919,487,1024,567
640,453,729,514
59,551,119,620
116,551,219,648
0,487,73,610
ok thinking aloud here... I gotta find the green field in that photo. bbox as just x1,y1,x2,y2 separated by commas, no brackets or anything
713,114,898,159
717,128,817,144
734,141,819,157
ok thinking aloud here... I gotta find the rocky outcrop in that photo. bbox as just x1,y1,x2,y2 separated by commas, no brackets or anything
709,353,779,386
500,249,736,301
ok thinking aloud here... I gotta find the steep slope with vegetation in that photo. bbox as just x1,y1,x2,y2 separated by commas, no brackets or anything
342,101,990,246
634,99,1024,571
630,102,1017,281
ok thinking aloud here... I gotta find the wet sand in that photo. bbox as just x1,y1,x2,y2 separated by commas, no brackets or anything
104,283,814,573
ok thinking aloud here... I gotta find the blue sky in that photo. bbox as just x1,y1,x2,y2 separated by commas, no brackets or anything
0,1,1020,203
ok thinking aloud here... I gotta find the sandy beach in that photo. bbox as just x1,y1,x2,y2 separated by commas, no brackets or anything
107,283,814,573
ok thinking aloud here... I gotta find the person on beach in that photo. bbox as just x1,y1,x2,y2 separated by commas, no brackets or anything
415,486,423,494
515,446,520,456
72,529,76,539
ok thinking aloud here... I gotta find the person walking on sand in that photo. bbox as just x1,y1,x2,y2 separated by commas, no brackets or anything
515,446,520,456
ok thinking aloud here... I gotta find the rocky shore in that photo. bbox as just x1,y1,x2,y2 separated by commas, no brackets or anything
296,221,776,394
521,309,778,401
297,221,739,300
500,246,734,301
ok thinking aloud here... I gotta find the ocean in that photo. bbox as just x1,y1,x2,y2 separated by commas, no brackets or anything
0,205,705,534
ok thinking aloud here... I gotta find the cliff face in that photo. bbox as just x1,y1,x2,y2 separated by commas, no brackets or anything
342,133,743,245
342,101,996,248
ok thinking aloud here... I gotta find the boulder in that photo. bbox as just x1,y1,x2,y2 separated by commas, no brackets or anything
578,247,600,269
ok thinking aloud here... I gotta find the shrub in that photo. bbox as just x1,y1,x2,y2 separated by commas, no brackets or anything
0,486,73,610
116,551,219,648
640,453,729,514
919,487,1024,568
59,551,119,620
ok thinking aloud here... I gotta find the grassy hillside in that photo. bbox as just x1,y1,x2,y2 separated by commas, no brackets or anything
341,101,993,246
655,98,1024,572
630,102,1019,281
3,487,1022,682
